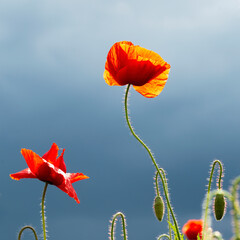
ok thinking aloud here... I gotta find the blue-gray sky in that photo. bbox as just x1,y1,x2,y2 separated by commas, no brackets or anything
1,0,240,239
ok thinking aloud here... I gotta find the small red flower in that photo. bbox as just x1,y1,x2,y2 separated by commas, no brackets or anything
103,41,171,98
10,143,89,203
182,219,203,240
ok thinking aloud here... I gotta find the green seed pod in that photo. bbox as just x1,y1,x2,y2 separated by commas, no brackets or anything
154,196,165,221
214,190,226,221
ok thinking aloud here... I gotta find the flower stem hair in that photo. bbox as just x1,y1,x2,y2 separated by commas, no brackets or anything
18,226,38,240
157,234,171,240
41,183,48,240
124,84,180,240
109,212,128,240
155,169,172,240
202,160,224,240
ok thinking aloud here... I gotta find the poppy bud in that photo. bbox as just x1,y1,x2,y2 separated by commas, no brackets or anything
214,190,226,221
154,195,165,221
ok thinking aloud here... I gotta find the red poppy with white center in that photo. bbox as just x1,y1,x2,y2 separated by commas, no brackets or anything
10,143,89,203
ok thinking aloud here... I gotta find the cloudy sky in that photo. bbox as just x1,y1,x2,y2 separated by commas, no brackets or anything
1,0,240,239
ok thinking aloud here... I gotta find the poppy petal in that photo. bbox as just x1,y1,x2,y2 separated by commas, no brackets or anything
21,148,65,185
21,148,46,176
57,178,80,204
42,143,59,164
104,41,171,98
67,173,89,183
135,46,167,66
103,68,121,86
42,143,67,173
182,219,203,240
104,41,136,86
116,60,164,86
133,67,170,98
10,168,36,180
55,149,67,173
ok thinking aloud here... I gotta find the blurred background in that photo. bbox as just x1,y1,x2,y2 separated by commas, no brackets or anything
1,0,240,239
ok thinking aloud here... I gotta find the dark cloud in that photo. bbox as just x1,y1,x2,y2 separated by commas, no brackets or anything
1,0,240,239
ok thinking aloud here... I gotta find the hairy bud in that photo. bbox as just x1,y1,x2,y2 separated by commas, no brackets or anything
214,190,226,221
154,196,165,221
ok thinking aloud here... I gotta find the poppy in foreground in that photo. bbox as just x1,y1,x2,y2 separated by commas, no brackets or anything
10,143,89,203
103,41,171,98
182,219,203,240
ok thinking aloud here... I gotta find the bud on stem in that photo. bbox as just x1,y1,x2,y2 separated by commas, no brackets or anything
154,195,165,221
214,190,226,221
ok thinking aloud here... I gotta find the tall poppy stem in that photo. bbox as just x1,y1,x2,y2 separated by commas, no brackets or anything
124,84,181,240
156,169,172,240
202,160,223,240
41,183,48,240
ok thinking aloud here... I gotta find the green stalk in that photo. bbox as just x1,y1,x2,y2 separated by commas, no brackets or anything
41,183,48,240
110,212,128,240
18,226,38,240
156,169,172,240
124,84,180,240
202,160,223,240
157,234,171,240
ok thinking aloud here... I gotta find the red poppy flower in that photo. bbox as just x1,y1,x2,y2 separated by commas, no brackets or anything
182,219,203,240
10,143,89,203
103,41,171,98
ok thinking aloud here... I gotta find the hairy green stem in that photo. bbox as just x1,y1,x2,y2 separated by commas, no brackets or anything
18,226,38,240
231,176,240,239
41,183,48,240
157,234,171,240
124,84,180,240
155,171,160,197
110,212,128,240
202,160,223,240
156,169,172,240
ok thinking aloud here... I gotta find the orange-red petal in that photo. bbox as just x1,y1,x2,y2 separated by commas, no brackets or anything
56,178,80,204
133,66,170,98
10,168,36,180
21,149,46,176
104,41,135,86
41,143,67,173
21,148,65,185
55,149,67,173
67,173,89,183
116,60,165,86
42,143,59,164
182,219,203,240
103,41,171,98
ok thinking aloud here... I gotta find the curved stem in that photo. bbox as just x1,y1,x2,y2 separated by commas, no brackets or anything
202,160,223,240
156,169,172,240
18,226,38,240
231,176,240,239
41,183,48,240
124,84,180,240
110,212,128,240
157,234,171,240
